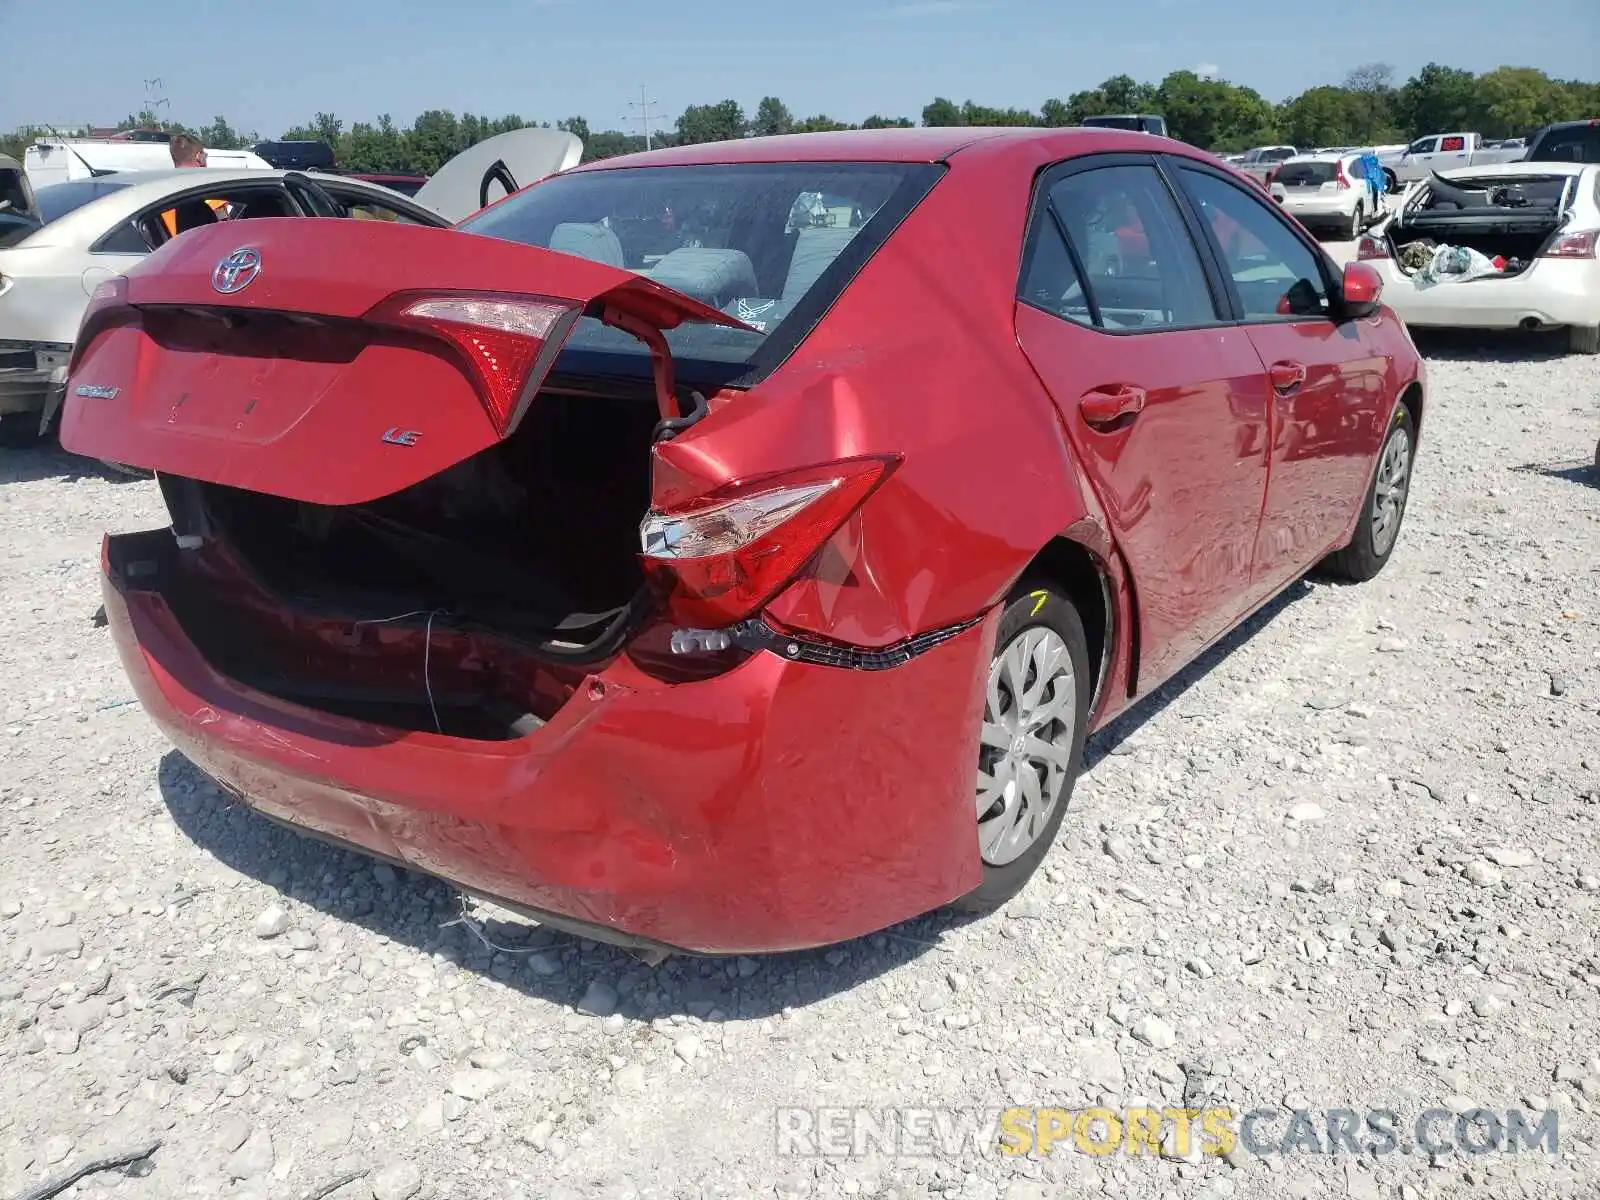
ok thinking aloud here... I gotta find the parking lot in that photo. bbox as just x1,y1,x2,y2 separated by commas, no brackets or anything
0,322,1595,1200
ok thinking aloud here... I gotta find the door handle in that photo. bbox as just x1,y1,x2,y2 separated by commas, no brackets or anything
1079,385,1146,427
1269,361,1307,394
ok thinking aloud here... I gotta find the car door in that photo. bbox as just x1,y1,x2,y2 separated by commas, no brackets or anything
1401,136,1440,178
1166,160,1389,599
1013,156,1272,692
1437,134,1471,167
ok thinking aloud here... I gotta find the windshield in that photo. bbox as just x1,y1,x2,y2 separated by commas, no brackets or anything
457,161,941,380
33,179,131,225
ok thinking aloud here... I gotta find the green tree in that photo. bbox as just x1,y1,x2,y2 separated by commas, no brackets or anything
1157,71,1275,150
1398,64,1478,138
557,116,591,143
1279,86,1366,148
921,97,964,127
676,100,746,144
861,114,914,129
795,115,855,133
751,97,795,138
1342,63,1404,142
1098,74,1157,113
197,115,247,150
1477,66,1577,138
959,101,1037,126
1039,98,1072,127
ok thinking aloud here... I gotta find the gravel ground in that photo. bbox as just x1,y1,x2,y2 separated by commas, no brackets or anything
1,337,1598,1200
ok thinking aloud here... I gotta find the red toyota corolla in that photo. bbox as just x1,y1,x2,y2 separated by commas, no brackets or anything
62,128,1423,954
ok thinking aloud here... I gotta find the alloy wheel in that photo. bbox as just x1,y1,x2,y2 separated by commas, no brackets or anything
1371,425,1411,555
975,626,1078,867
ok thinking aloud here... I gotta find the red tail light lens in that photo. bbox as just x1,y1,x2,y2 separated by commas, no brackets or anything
1357,235,1391,261
369,292,581,434
1542,230,1597,259
640,456,899,628
1334,160,1350,189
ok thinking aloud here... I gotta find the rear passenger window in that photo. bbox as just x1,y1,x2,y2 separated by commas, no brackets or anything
1038,164,1218,331
1178,168,1330,321
1019,217,1093,327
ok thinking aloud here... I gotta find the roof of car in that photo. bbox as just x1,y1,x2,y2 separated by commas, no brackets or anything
569,126,1169,171
1436,160,1593,180
18,168,412,248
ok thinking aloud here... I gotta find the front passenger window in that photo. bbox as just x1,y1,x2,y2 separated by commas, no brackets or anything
1178,168,1330,320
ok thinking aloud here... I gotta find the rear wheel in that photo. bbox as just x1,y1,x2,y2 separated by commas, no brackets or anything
950,583,1091,914
1322,403,1415,582
1346,203,1363,241
1568,324,1600,355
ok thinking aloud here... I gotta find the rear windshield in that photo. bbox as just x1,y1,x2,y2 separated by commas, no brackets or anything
457,161,941,382
1529,125,1600,164
33,179,131,224
1275,162,1337,186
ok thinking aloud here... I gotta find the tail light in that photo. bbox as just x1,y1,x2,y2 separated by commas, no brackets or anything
1357,235,1391,261
640,456,899,628
1542,230,1597,259
1334,160,1350,189
68,276,131,373
368,291,581,435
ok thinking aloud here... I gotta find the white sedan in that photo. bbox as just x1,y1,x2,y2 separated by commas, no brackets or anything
1356,161,1600,355
0,128,582,444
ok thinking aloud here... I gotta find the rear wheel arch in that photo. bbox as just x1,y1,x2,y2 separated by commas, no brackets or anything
1014,534,1119,713
1399,380,1423,442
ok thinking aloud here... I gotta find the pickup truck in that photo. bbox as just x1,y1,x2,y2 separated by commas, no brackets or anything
1376,133,1525,190
1522,118,1600,163
1231,145,1298,184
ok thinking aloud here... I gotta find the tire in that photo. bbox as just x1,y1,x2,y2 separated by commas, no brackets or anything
1322,403,1415,583
1568,325,1600,355
949,581,1092,914
1347,203,1363,241
1382,168,1399,195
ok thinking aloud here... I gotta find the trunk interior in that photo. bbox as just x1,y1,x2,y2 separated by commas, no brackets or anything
1387,172,1570,276
153,382,663,739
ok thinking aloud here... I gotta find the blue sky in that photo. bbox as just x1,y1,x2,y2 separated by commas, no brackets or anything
3,0,1595,138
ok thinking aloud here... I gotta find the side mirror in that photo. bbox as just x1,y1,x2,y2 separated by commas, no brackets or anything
1340,261,1384,318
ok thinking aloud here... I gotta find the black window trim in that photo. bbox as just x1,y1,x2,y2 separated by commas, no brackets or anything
320,180,451,229
1014,151,1235,337
91,179,299,255
1158,156,1344,328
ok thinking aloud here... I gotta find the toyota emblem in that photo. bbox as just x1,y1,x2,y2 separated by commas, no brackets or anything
212,248,262,295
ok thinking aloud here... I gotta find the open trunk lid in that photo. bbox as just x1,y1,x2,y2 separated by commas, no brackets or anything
0,154,37,222
412,128,583,223
60,217,753,505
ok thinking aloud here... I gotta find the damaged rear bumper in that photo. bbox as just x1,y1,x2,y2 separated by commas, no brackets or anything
0,341,70,433
104,530,994,954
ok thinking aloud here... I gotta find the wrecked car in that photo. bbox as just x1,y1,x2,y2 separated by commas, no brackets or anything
62,128,1425,953
1357,161,1600,354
